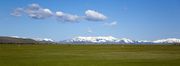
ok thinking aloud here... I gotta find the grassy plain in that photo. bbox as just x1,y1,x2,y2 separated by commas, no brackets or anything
0,44,180,66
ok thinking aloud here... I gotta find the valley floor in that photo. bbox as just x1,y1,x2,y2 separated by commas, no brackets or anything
0,44,180,66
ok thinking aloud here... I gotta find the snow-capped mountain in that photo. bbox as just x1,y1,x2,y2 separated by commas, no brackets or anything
34,38,54,42
63,36,142,44
69,36,119,43
8,36,180,44
153,38,180,44
63,36,180,44
64,36,136,44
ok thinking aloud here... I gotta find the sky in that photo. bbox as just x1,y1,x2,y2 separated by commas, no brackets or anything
0,0,180,41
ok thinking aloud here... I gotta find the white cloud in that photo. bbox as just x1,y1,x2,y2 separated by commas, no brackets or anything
25,3,53,19
85,10,107,21
104,21,118,26
11,8,24,16
11,3,53,19
11,4,109,22
55,11,80,22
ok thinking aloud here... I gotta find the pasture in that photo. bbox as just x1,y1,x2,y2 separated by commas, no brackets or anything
0,44,180,66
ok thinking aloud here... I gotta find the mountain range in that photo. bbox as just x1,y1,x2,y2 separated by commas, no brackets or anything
0,36,180,44
62,36,180,44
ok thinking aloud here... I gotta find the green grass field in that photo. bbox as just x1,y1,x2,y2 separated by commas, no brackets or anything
0,44,180,66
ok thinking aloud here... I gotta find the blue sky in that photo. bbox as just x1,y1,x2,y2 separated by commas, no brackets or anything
0,0,180,41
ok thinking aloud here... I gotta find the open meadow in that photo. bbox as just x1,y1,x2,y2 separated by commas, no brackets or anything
0,44,180,66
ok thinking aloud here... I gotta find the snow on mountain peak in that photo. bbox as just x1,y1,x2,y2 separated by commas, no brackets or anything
71,36,118,43
119,38,134,43
33,38,54,42
153,38,180,43
42,38,54,42
65,36,180,44
66,36,135,43
9,36,180,44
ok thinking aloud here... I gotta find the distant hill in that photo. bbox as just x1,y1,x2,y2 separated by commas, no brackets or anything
0,36,39,44
0,36,53,44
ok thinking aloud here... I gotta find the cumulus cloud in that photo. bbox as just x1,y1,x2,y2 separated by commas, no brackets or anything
55,11,80,22
11,8,24,16
11,3,53,19
85,10,107,21
104,21,118,26
25,3,53,19
11,4,108,22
